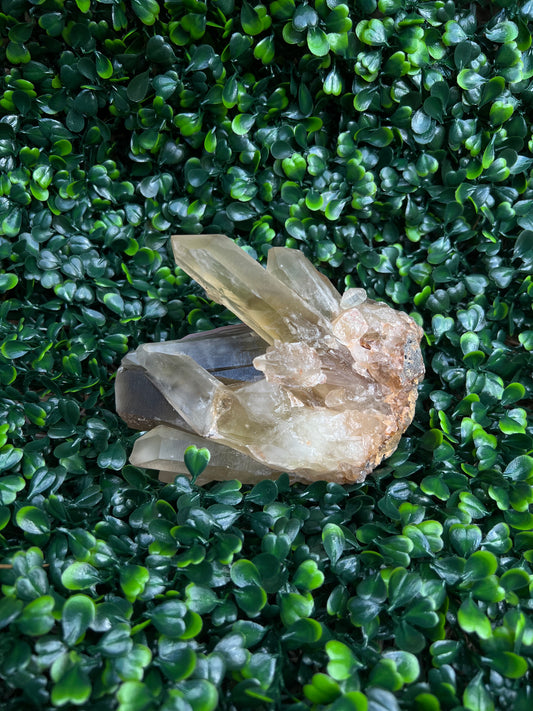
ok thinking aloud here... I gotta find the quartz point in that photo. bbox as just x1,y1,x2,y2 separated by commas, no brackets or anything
116,234,425,484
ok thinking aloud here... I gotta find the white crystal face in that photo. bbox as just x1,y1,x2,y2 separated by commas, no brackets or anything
116,235,425,484
340,287,367,309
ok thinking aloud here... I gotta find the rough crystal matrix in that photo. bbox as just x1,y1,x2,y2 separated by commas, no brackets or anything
116,235,425,484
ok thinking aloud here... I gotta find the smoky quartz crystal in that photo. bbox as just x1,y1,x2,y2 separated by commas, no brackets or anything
116,235,425,484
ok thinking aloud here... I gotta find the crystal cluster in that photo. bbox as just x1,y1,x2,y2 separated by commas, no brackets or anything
116,235,425,484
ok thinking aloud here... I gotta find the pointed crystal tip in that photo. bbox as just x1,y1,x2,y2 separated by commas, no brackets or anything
171,234,331,345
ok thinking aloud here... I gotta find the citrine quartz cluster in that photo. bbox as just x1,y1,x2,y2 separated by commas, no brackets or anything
116,235,425,484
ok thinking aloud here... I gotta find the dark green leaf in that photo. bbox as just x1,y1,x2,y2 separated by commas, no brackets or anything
127,71,151,102
62,594,96,645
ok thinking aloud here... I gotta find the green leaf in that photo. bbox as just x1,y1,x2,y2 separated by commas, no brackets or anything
234,584,267,615
383,651,419,684
388,568,422,608
0,446,23,472
282,153,307,181
293,560,325,591
187,44,214,71
6,41,31,64
304,672,341,704
0,474,25,504
412,110,433,134
8,22,33,43
184,445,210,482
52,664,91,706
464,551,498,581
499,568,530,592
506,509,533,530
280,591,314,626
180,679,218,711
73,90,98,117
486,21,518,43
481,76,505,106
501,382,526,406
443,21,467,45
62,594,96,645
356,19,388,46
0,274,19,292
282,617,322,645
365,127,393,147
61,562,102,590
120,565,149,601
2,208,22,237
127,71,151,103
458,597,492,639
117,681,154,711
226,202,256,221
0,596,23,630
97,439,127,470
519,331,533,350
150,600,187,637
229,32,253,58
231,559,261,587
254,35,275,63
16,506,50,540
307,28,329,56
488,651,528,679
222,74,238,108
330,692,368,711
325,199,347,221
316,240,337,262
457,69,486,90
326,640,359,681
348,596,381,626
430,640,460,668
449,524,482,557
95,52,113,79
241,1,266,35
204,128,217,153
432,314,454,339
490,101,514,125
369,659,403,691
324,68,343,95
293,4,318,30
463,672,495,711
504,455,533,481
97,623,133,659
246,479,277,505
353,87,376,111
208,480,242,505
1,340,31,359
131,0,159,25
232,114,255,136
322,523,345,564
17,595,55,636
103,292,125,315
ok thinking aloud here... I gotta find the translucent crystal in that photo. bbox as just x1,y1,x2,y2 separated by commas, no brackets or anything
171,234,330,345
340,287,367,309
266,246,342,320
116,234,425,484
124,324,266,381
130,426,274,485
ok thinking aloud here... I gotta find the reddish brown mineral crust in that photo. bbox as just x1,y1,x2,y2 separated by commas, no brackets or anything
117,235,425,484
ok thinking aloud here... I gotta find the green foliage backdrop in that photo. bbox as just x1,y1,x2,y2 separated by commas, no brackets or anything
1,0,533,708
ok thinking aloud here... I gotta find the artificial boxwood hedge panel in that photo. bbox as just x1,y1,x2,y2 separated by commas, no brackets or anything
0,0,533,709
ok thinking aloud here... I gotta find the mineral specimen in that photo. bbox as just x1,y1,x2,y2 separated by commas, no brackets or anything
116,234,425,484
